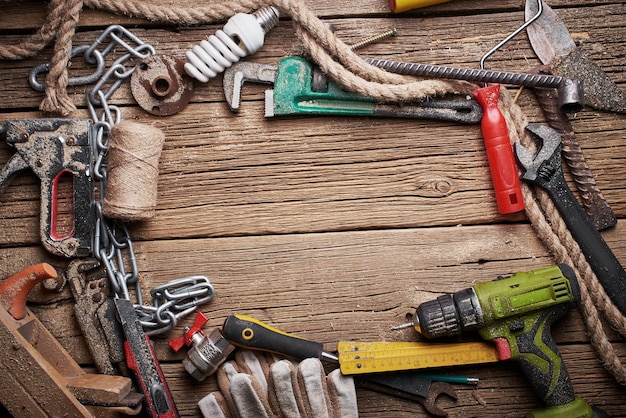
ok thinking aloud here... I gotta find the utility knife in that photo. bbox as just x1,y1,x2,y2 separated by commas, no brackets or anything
526,1,626,113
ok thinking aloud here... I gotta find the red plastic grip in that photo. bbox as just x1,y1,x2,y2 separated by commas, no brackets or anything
473,85,525,214
493,337,512,361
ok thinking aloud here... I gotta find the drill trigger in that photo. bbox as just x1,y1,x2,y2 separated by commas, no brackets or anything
493,337,512,361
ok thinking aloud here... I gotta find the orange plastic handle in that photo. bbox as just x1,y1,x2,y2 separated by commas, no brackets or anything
0,263,58,320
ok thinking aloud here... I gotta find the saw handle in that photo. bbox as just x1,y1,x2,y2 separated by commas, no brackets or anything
473,85,525,214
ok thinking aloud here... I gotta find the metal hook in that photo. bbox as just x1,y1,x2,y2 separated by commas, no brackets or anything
479,0,544,71
29,45,106,92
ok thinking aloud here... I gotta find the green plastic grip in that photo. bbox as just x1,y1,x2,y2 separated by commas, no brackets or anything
477,264,581,408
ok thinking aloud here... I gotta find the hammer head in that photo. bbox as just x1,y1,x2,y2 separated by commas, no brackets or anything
515,124,562,182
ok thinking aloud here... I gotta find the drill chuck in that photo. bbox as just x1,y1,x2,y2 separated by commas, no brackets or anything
415,288,484,338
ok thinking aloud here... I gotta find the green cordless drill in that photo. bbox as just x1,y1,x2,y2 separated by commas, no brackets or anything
407,264,609,418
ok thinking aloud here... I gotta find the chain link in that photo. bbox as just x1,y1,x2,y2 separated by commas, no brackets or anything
77,25,215,335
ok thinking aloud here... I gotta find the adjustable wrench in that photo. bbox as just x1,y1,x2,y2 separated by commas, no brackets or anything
223,57,483,124
355,378,457,417
515,124,626,316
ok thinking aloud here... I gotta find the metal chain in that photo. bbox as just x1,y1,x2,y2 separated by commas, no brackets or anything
76,25,215,335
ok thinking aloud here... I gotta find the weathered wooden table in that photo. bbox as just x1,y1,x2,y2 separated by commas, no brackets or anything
1,0,625,416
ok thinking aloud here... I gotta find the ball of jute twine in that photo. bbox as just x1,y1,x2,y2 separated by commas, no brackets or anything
103,120,165,221
0,0,623,384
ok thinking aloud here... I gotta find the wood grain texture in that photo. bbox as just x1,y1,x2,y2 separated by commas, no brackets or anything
1,1,625,417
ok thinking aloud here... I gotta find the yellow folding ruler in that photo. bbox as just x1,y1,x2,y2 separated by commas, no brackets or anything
337,340,500,375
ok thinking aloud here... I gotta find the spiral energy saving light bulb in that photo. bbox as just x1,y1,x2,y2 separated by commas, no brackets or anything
184,6,280,83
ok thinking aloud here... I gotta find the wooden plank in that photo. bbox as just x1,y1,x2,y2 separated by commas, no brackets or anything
8,223,626,360
0,3,624,110
3,0,616,31
1,100,625,246
1,1,625,417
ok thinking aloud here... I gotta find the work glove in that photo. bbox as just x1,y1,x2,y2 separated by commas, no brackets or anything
198,350,359,418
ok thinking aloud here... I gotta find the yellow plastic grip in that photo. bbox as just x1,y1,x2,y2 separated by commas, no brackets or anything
221,314,325,359
390,0,453,13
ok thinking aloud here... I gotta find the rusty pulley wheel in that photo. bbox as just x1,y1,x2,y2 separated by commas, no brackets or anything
131,54,194,116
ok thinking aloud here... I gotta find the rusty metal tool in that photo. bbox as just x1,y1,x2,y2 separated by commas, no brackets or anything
355,378,457,417
223,57,483,124
0,263,142,417
533,87,616,230
67,258,126,376
115,297,179,418
169,312,236,382
515,124,626,317
526,0,626,113
468,1,545,215
364,57,583,113
130,54,194,116
525,0,618,230
0,119,94,257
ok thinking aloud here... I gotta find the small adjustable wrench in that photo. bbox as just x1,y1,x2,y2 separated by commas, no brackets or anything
223,57,483,124
355,375,457,417
515,124,626,316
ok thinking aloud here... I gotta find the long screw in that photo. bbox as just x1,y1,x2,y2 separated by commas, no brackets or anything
311,27,397,92
364,57,583,112
350,28,397,50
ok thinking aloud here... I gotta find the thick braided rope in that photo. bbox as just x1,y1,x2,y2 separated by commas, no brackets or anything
0,0,67,60
275,0,477,101
39,0,84,115
83,0,257,24
86,0,477,102
28,0,475,112
500,87,626,384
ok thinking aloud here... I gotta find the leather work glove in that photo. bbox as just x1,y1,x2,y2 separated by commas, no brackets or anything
198,350,359,418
